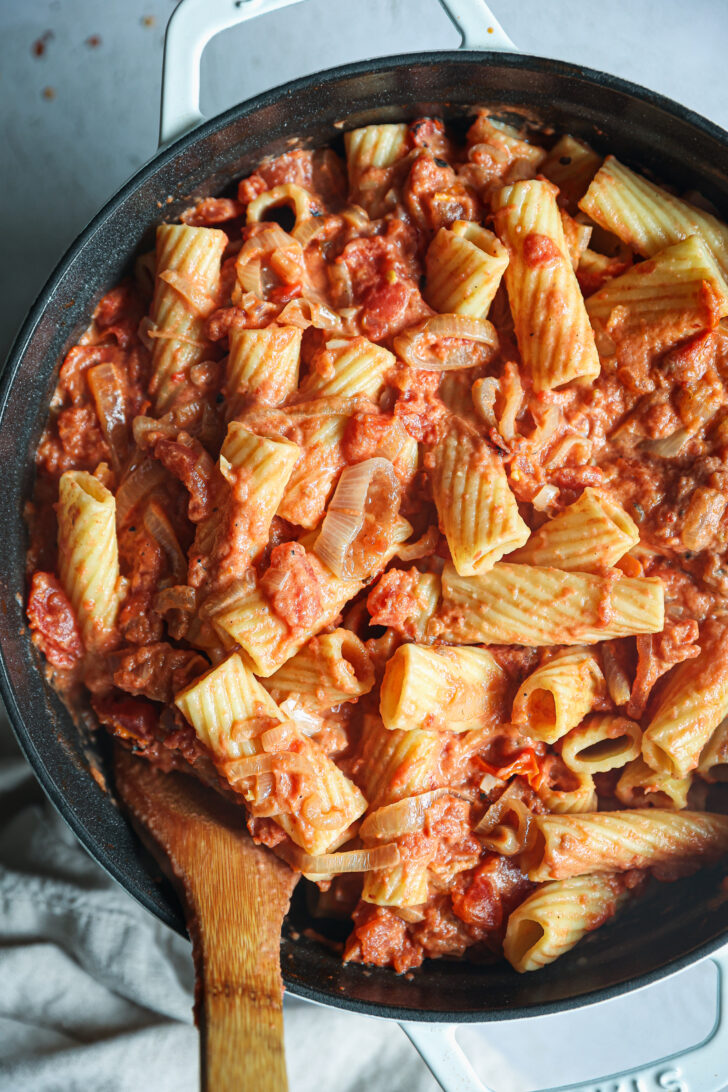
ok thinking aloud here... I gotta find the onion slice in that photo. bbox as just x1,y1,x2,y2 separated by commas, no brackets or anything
280,842,401,875
223,752,314,782
393,314,499,371
116,459,166,528
314,457,401,580
143,501,188,584
359,789,451,843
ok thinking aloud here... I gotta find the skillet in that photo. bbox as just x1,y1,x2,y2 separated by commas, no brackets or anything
2,1,728,1087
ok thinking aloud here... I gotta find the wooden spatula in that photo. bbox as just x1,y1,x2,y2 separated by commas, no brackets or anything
113,747,299,1092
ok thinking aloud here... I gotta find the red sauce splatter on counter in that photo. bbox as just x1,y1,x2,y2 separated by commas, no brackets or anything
32,31,54,57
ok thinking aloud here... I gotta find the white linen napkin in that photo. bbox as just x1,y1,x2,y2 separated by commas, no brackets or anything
0,722,437,1092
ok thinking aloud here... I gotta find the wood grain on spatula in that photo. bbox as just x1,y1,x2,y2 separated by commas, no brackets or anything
114,747,298,1092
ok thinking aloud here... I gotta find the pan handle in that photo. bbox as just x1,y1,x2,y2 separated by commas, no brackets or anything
402,946,728,1092
159,0,517,146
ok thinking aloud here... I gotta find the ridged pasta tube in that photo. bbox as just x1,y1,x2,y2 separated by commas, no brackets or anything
196,423,299,589
512,647,605,744
380,644,507,733
504,873,629,972
175,653,367,854
492,179,600,391
698,717,728,783
561,714,642,774
356,716,442,808
520,809,728,881
586,236,728,347
425,221,509,317
212,522,410,676
212,561,362,678
430,417,529,576
616,758,691,810
510,488,639,572
541,134,602,208
149,224,226,413
264,629,375,712
643,622,728,778
344,123,408,186
226,326,301,411
579,155,728,277
357,718,443,907
298,337,394,400
366,569,442,643
537,769,597,814
277,413,347,530
174,651,283,758
438,563,664,647
57,471,122,653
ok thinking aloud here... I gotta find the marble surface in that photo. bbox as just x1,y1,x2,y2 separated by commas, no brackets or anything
2,2,728,1089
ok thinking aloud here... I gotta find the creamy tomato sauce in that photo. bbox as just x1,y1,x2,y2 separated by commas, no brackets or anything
25,113,728,975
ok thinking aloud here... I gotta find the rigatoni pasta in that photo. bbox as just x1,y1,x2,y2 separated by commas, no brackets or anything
429,416,529,576
579,155,728,276
512,647,606,744
521,810,728,882
57,471,123,653
492,178,600,391
510,488,639,572
504,873,632,973
149,224,226,413
642,622,728,778
437,563,664,646
380,644,506,733
27,110,728,979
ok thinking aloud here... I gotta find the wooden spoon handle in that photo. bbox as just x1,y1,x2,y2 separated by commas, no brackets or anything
113,750,297,1092
190,840,289,1092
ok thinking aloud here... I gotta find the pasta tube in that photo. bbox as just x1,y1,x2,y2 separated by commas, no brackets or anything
521,810,728,882
298,337,394,400
357,716,442,807
357,718,443,907
616,758,691,810
492,179,600,391
437,563,664,646
277,412,347,530
425,221,509,317
226,325,301,411
149,224,226,413
510,488,639,572
264,629,375,712
586,236,728,348
698,717,728,783
57,471,122,652
174,651,283,758
344,123,408,186
430,416,529,576
579,155,728,277
211,561,362,678
512,647,606,744
561,714,642,774
175,654,366,855
504,873,630,972
541,134,602,208
212,523,410,675
537,768,597,814
380,644,507,733
366,569,442,643
643,622,728,778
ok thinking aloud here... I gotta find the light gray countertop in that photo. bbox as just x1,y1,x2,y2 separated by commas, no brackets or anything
2,2,728,1089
